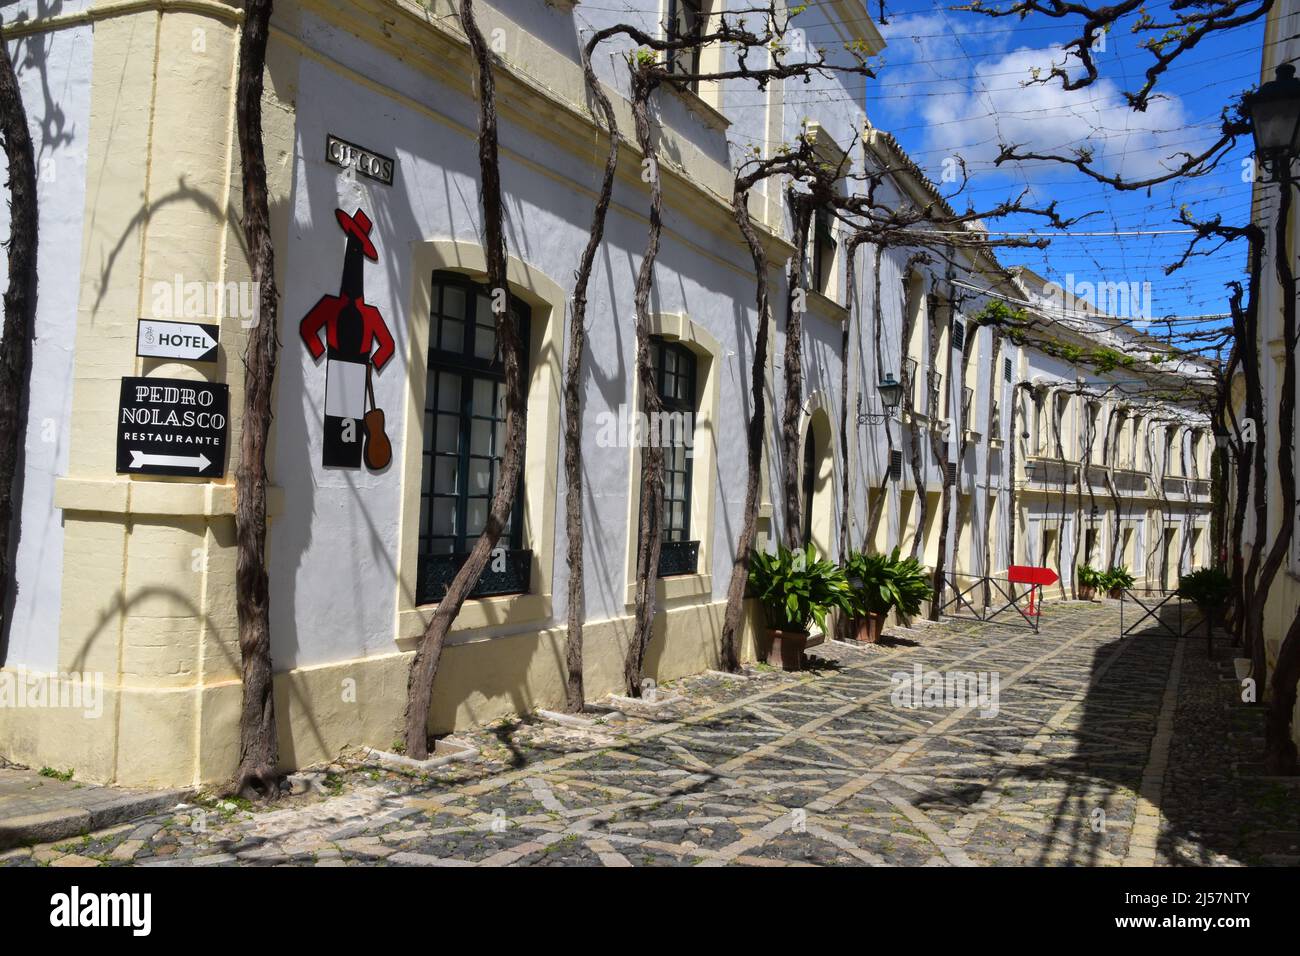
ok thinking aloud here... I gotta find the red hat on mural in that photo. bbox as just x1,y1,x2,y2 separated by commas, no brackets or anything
335,207,378,260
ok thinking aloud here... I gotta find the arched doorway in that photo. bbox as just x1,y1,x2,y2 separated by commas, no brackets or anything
800,406,834,557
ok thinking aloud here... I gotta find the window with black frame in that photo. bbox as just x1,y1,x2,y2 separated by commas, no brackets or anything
667,0,704,90
651,336,699,577
416,273,531,604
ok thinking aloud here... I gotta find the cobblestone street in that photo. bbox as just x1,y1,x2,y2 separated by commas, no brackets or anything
5,602,1298,868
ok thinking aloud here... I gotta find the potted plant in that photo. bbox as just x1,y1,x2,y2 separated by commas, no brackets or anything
1177,566,1232,656
747,544,852,670
1102,565,1135,599
1076,564,1104,601
844,547,934,643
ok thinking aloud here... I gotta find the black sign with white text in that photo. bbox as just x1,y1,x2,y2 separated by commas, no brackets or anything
326,134,395,186
116,377,228,478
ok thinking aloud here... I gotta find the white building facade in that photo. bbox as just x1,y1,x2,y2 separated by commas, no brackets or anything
0,0,1210,787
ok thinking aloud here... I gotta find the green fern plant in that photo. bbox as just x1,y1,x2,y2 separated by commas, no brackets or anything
1102,566,1135,592
1077,564,1105,589
844,547,933,619
747,544,852,633
1177,567,1231,608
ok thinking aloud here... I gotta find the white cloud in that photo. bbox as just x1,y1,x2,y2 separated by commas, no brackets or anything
881,39,1216,185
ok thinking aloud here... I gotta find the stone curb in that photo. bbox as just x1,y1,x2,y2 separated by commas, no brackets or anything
0,789,190,850
361,739,478,773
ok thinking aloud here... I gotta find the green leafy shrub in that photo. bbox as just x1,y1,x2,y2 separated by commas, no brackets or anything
1177,567,1232,608
1077,564,1105,589
747,544,852,633
844,547,934,618
1102,566,1135,591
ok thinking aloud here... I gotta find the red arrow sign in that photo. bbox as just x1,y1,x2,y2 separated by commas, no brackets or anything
1008,564,1059,586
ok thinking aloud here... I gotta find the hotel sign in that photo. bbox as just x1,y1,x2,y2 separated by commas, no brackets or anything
116,377,228,478
136,319,220,363
326,134,394,186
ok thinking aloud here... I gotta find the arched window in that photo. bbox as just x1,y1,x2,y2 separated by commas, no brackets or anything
416,272,530,602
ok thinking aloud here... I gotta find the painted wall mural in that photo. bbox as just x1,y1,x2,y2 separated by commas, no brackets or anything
299,207,395,470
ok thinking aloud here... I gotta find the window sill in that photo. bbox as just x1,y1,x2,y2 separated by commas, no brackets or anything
396,592,553,646
665,83,731,132
624,573,712,609
807,288,849,322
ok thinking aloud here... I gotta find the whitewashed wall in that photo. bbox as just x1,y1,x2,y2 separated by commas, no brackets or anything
0,1,94,669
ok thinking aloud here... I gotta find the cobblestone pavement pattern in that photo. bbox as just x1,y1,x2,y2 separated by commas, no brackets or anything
5,602,1298,867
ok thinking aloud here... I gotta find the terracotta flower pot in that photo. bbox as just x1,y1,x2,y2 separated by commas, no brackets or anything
1078,585,1096,601
852,611,887,644
1107,586,1124,600
761,628,809,671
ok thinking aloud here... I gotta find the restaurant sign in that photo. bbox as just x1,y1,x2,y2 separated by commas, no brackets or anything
116,377,228,478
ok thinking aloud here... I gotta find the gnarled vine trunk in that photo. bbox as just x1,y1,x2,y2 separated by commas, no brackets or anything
718,178,775,672
232,0,281,797
405,0,527,757
0,19,37,663
560,38,621,711
780,193,813,550
624,68,666,697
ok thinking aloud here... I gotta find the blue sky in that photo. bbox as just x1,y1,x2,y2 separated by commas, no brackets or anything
854,1,1263,336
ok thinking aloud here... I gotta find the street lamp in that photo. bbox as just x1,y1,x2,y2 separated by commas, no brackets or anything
1245,63,1300,182
859,373,905,425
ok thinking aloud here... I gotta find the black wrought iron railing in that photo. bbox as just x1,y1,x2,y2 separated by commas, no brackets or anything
658,539,699,577
416,548,533,605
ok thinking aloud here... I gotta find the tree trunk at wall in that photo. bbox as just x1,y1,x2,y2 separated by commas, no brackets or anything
1076,407,1097,600
0,21,37,665
925,290,949,620
231,0,281,798
862,246,889,549
1222,280,1253,642
1226,430,1249,642
1007,384,1026,570
780,195,813,550
719,179,774,672
928,286,967,621
1103,408,1124,568
903,273,930,562
833,238,859,640
838,239,859,564
1153,424,1173,589
624,68,666,697
1236,233,1268,679
560,41,621,711
979,330,1003,607
405,0,527,758
1260,181,1299,771
1052,389,1069,601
